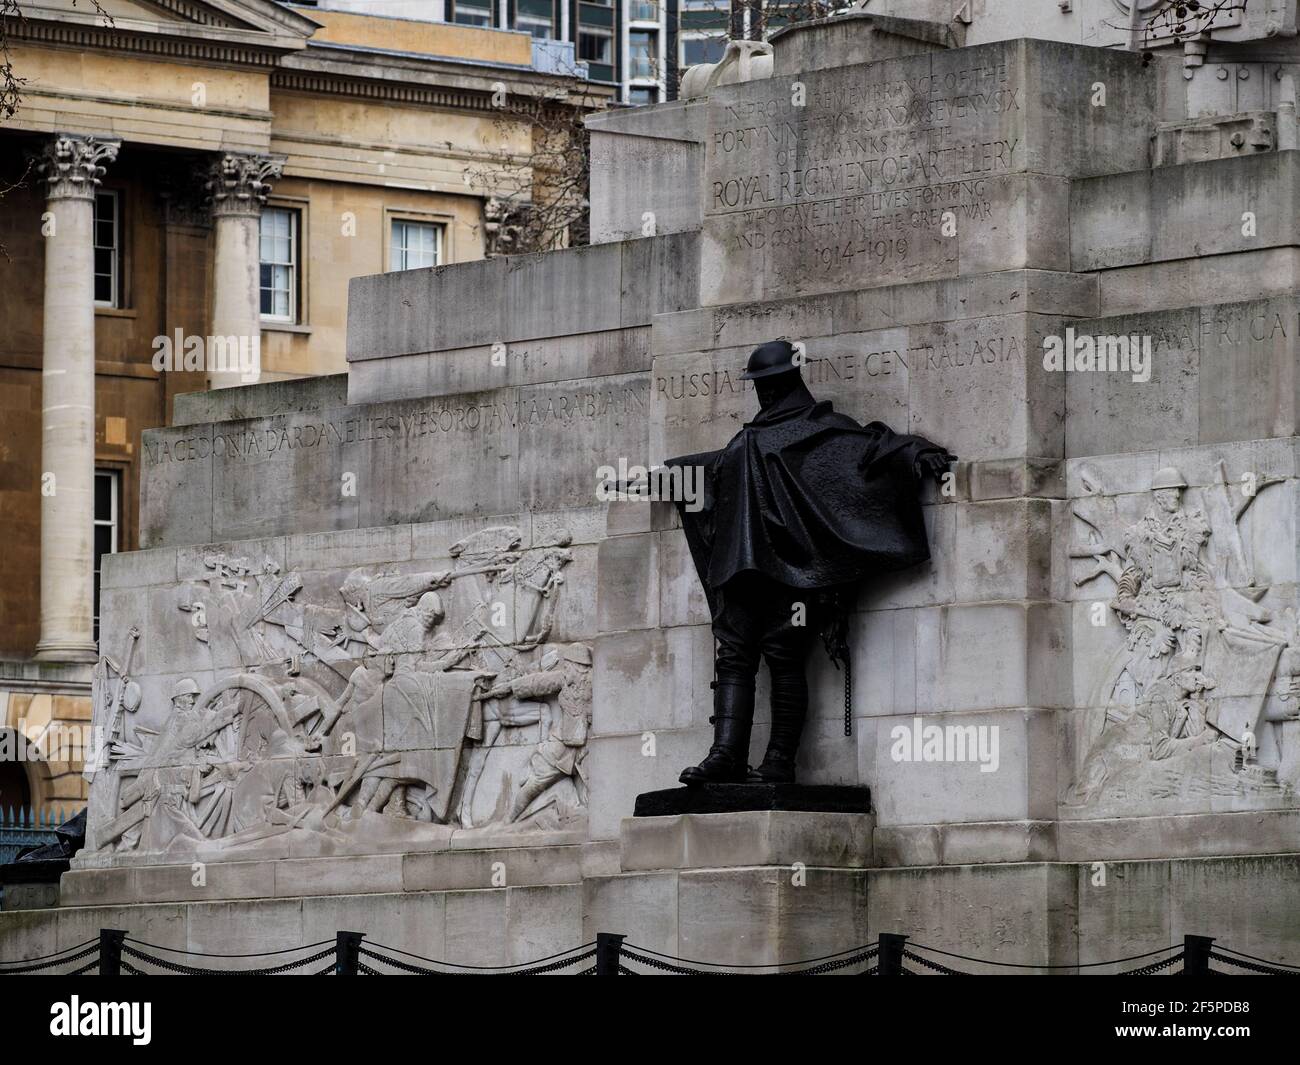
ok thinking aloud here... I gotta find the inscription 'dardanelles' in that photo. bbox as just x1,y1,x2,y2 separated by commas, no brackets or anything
144,385,648,465
709,62,1022,271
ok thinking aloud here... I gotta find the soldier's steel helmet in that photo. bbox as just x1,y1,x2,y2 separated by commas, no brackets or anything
562,643,593,666
416,591,444,618
1152,467,1188,491
741,340,801,380
171,678,201,700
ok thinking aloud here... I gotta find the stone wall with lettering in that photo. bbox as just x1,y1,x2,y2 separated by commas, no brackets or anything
141,377,650,548
1064,296,1300,458
650,314,1062,467
701,40,1155,305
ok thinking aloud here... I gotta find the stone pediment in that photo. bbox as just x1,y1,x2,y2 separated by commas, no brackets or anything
16,0,320,47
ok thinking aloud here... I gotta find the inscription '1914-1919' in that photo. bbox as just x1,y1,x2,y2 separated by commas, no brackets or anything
708,62,1022,277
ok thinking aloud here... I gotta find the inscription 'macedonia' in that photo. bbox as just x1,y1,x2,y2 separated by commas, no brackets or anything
144,384,649,465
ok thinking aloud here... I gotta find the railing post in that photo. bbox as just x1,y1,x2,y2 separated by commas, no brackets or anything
335,931,365,975
595,932,625,975
1182,934,1215,975
98,929,127,976
878,933,908,975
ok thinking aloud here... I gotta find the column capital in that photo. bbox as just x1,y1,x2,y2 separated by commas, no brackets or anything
36,133,121,201
205,152,286,217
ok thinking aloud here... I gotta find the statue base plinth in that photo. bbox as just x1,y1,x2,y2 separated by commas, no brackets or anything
633,783,872,817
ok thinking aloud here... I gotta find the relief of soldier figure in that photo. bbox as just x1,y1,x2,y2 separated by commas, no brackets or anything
1068,464,1300,811
85,525,593,857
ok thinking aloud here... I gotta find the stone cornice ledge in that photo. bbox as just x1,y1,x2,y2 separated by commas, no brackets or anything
277,46,611,107
11,6,310,66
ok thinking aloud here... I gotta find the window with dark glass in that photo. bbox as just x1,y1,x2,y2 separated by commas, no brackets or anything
93,469,120,645
453,0,493,26
629,29,658,79
517,14,553,36
93,191,119,307
516,0,554,37
578,29,613,63
682,33,726,67
259,207,298,321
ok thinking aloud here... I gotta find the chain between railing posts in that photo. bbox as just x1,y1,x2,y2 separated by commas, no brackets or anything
1182,934,1215,976
595,933,625,975
335,931,366,975
878,933,908,976
98,929,127,976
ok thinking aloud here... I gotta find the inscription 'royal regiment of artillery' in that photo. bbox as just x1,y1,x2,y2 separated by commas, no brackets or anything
706,60,1022,283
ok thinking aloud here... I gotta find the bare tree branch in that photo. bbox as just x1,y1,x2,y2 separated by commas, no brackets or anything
0,0,113,256
465,82,608,255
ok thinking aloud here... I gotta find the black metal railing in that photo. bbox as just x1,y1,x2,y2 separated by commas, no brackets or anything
0,805,66,866
2,930,1298,976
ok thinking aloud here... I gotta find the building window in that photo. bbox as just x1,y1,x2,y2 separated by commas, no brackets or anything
93,469,120,645
628,86,659,105
389,219,444,272
517,14,554,37
629,30,658,79
259,207,298,322
578,28,613,64
629,0,659,21
515,0,555,36
681,33,726,67
453,0,493,26
93,191,120,307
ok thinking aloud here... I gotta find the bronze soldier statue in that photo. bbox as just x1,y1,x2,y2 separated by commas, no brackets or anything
668,340,954,785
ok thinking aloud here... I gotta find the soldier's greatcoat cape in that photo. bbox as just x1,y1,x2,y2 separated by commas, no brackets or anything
668,379,944,614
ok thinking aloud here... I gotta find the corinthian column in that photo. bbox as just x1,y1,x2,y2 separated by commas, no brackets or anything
205,152,284,390
34,133,120,662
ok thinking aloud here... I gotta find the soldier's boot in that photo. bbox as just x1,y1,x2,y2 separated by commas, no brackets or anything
748,673,806,784
680,682,754,785
508,777,548,822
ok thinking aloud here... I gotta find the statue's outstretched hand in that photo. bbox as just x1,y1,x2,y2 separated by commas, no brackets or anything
915,450,957,483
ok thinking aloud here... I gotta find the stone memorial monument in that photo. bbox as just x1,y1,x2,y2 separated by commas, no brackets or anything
5,0,1300,968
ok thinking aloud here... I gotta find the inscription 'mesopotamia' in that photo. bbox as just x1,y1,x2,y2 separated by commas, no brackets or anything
144,384,649,465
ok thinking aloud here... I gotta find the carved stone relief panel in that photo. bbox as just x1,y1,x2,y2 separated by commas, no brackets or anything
84,525,593,861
